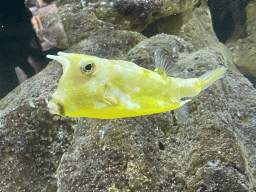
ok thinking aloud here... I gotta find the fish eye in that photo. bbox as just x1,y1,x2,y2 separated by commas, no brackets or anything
85,64,92,70
80,61,95,75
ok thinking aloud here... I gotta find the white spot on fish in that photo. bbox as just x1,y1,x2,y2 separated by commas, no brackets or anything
151,72,161,79
120,94,140,109
134,87,140,92
125,84,129,90
122,94,131,100
115,64,122,72
125,68,133,73
125,100,138,109
100,80,104,85
90,77,97,82
137,68,143,74
98,73,109,82
88,78,98,92
157,100,164,105
135,104,141,109
112,87,123,96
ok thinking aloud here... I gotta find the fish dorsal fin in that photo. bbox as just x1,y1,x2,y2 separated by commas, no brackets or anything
154,49,176,77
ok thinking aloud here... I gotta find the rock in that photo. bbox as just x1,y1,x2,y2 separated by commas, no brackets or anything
51,0,198,48
0,64,74,191
1,1,256,191
1,30,256,191
31,3,69,49
126,33,195,71
208,0,249,43
66,30,147,59
55,34,256,191
227,1,256,79
155,0,239,72
0,30,145,191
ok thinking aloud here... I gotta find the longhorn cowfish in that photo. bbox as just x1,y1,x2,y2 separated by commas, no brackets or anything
46,49,226,120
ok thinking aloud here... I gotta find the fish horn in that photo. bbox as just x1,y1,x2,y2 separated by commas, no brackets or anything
47,52,70,73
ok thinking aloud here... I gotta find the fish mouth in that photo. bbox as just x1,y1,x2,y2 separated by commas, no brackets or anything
48,99,65,117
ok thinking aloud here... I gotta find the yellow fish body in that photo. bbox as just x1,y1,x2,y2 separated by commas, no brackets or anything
46,49,226,119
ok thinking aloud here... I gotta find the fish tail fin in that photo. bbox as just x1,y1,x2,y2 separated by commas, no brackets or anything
198,67,227,91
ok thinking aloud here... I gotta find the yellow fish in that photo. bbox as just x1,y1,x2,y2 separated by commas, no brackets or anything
46,49,226,119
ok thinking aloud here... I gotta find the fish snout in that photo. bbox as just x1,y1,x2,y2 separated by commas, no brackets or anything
48,98,65,116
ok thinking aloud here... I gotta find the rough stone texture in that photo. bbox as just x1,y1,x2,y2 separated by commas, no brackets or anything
1,30,256,191
1,1,256,191
208,0,250,44
51,0,199,48
226,1,256,79
126,33,195,71
0,30,145,192
54,34,256,191
156,0,239,73
66,30,147,60
157,1,215,49
0,62,74,192
32,3,70,49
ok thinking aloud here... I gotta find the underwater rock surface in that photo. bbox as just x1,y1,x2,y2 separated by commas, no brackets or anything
1,31,256,191
51,0,199,48
227,1,256,79
1,1,256,191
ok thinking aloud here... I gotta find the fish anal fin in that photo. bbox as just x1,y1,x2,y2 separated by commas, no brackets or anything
173,99,191,123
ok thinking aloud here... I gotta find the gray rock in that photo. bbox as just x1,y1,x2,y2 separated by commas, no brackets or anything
227,1,256,79
50,0,199,48
1,30,255,191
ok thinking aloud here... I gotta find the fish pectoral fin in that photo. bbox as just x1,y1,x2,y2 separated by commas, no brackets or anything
103,83,118,105
103,95,117,105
